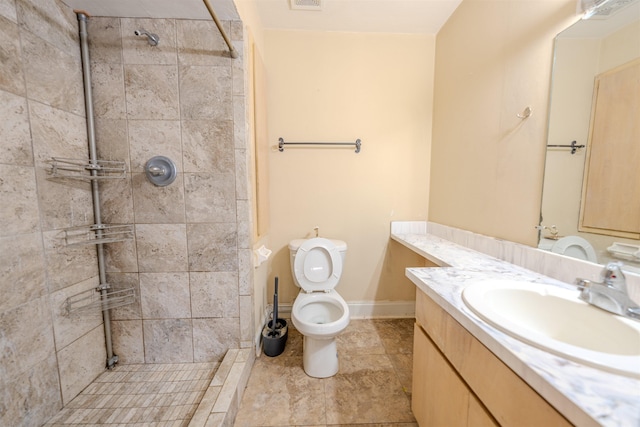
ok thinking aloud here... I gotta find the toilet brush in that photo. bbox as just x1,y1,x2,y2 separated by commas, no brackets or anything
262,276,287,356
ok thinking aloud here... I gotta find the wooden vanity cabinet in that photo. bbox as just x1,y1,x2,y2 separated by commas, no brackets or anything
412,289,573,427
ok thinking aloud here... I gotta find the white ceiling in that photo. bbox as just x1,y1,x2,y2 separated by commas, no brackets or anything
61,0,463,34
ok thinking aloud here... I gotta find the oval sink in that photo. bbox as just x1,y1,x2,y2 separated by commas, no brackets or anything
462,280,640,378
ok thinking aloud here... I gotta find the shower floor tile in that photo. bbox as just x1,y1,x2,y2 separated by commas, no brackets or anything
44,362,219,426
233,318,417,427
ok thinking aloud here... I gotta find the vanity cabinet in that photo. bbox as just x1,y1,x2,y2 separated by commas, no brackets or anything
412,289,573,427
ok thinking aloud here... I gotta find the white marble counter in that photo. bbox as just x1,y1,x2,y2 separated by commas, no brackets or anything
392,227,640,427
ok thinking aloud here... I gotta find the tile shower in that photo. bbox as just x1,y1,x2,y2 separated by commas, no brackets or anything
0,1,254,425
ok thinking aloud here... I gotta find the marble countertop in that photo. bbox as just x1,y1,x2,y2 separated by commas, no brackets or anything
392,231,640,427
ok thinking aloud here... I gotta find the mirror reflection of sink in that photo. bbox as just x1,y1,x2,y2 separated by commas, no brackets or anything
462,280,640,378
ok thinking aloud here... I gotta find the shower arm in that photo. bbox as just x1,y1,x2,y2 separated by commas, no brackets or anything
202,0,239,59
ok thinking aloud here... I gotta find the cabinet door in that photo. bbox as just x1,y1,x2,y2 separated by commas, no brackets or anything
413,323,469,427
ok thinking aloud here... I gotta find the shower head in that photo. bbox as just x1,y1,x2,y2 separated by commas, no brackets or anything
134,29,159,46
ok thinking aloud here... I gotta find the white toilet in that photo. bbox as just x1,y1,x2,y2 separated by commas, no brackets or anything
289,237,350,378
540,235,598,263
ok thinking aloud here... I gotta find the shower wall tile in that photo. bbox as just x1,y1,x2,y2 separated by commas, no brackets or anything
29,100,88,163
0,0,17,23
95,118,130,169
192,318,239,363
132,172,186,223
0,16,25,96
181,120,234,173
21,30,84,116
190,272,239,318
106,272,142,320
50,275,103,349
238,249,252,296
234,149,249,200
90,62,126,119
239,295,253,345
179,65,233,120
184,173,236,223
104,238,139,273
100,175,135,224
127,119,182,172
120,18,177,66
139,272,191,319
0,355,61,427
0,232,46,312
124,64,179,120
0,296,55,381
232,43,244,96
57,325,107,405
187,223,238,272
0,89,32,165
43,230,98,292
87,17,122,64
135,223,188,272
0,164,40,236
176,20,230,67
15,0,78,57
143,319,194,364
233,95,246,148
231,21,243,42
111,320,144,364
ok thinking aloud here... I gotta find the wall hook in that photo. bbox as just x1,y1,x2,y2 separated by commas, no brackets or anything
517,106,532,119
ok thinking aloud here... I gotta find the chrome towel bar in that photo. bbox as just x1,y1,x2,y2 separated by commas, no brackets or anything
546,140,585,154
278,137,362,153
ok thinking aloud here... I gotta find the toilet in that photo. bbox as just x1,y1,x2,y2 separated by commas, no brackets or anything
289,237,350,378
549,236,598,263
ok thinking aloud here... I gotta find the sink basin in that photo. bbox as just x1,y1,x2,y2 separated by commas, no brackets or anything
462,280,640,378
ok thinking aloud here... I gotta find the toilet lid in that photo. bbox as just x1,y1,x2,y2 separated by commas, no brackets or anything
293,238,343,292
551,236,598,263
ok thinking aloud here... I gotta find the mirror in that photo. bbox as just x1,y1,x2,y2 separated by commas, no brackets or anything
539,0,640,272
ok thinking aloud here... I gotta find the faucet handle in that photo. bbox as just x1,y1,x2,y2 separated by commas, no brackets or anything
601,262,627,292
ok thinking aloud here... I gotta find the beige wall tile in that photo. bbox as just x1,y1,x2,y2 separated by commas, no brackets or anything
135,223,188,272
143,318,193,363
87,17,123,64
132,172,186,223
15,0,78,57
104,238,139,273
0,17,25,96
179,65,232,120
106,272,142,320
43,230,99,292
0,89,32,165
190,272,239,318
120,18,177,65
111,320,144,364
192,318,239,363
177,20,230,67
0,232,46,312
181,120,234,173
0,296,56,380
127,119,182,172
140,272,191,318
187,223,238,272
95,118,130,169
90,62,126,119
21,30,84,116
124,64,179,120
184,173,236,223
100,175,135,224
57,325,107,405
0,164,40,236
0,0,17,23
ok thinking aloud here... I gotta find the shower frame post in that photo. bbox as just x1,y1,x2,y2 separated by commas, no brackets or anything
75,10,118,370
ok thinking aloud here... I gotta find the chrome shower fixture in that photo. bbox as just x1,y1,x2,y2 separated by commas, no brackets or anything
134,29,159,46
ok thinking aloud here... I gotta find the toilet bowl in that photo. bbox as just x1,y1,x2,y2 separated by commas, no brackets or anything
550,236,598,263
289,237,350,378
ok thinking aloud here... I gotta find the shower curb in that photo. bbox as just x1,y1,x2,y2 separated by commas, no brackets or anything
188,348,255,427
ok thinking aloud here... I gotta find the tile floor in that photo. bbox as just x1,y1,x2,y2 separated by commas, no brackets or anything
44,362,218,426
234,318,417,427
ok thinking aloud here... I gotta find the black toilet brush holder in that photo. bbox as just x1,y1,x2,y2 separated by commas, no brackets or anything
262,276,288,357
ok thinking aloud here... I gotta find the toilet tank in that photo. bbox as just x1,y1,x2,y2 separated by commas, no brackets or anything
288,238,347,288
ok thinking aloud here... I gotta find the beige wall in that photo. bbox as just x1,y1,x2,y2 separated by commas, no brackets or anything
262,30,434,305
429,0,579,246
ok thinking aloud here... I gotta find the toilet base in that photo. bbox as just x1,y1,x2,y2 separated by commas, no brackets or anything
302,336,339,378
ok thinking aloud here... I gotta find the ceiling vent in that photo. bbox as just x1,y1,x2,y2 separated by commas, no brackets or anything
289,0,323,11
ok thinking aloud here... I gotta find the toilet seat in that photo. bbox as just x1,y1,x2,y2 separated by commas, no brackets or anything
293,238,343,292
551,236,598,263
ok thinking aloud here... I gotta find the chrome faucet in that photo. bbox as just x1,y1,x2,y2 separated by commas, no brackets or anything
575,262,640,320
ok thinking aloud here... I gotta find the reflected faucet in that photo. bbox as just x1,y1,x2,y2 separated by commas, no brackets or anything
575,262,640,320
